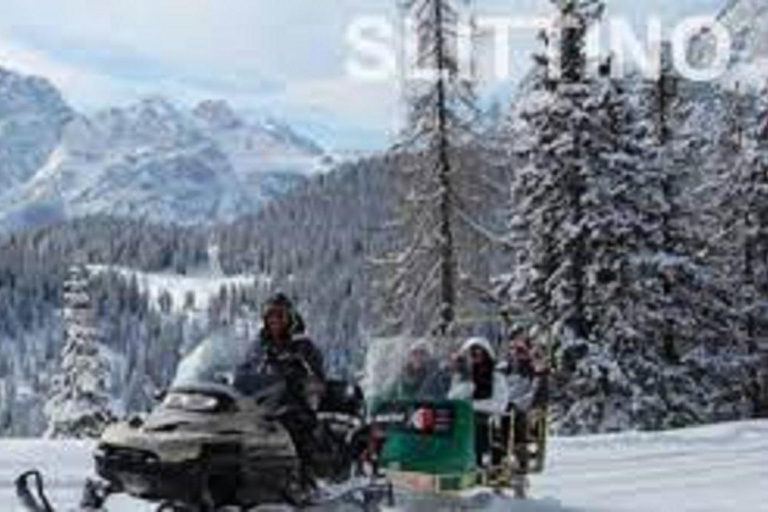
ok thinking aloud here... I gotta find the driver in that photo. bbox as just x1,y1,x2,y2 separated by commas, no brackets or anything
246,293,325,393
241,293,326,485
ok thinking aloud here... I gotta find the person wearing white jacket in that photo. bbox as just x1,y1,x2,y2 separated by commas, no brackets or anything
448,337,509,466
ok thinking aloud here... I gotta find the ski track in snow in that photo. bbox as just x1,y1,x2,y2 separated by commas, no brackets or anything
1,421,766,511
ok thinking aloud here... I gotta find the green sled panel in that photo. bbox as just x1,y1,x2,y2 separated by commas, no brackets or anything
372,399,477,476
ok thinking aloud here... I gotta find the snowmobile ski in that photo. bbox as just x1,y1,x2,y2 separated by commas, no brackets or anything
15,470,55,512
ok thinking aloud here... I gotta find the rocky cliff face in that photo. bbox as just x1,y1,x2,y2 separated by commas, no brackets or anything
0,69,326,231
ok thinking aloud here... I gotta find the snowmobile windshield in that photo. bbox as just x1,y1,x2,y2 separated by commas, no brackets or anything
362,337,454,401
171,328,253,391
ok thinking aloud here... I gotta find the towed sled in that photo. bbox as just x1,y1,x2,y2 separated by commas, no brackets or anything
17,331,393,512
364,337,549,503
369,397,548,501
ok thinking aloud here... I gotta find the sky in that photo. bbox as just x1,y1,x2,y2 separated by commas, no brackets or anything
0,0,724,152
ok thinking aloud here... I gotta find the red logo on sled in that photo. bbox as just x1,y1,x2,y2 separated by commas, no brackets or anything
411,407,436,433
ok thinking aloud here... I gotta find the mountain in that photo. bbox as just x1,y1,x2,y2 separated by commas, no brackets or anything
0,69,326,232
0,69,73,199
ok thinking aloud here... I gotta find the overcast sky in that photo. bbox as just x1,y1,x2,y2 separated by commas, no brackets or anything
0,0,723,151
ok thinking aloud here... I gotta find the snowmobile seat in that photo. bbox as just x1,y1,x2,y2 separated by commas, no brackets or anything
319,380,365,416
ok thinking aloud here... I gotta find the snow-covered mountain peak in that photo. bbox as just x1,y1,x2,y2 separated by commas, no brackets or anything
0,67,70,117
89,96,201,150
0,68,73,196
0,67,324,231
261,116,323,156
193,99,243,131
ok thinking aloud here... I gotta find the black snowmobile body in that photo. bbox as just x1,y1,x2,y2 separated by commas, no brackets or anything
91,374,370,509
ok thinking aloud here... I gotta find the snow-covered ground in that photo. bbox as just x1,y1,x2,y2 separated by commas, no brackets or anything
88,264,264,314
2,420,767,511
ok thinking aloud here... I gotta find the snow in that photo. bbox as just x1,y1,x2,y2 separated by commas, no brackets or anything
88,264,258,314
536,420,768,512
1,420,766,511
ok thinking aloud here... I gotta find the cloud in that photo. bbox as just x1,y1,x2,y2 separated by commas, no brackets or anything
280,78,400,128
0,0,731,150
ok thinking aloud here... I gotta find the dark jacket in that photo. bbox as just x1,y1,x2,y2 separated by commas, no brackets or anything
244,330,325,383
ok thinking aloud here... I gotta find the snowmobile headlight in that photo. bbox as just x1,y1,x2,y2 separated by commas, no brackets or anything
164,392,220,412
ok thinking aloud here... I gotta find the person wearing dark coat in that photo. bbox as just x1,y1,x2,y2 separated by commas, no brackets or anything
243,293,325,384
240,293,326,485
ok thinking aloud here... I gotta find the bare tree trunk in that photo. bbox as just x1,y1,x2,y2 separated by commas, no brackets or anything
657,69,680,364
433,0,456,336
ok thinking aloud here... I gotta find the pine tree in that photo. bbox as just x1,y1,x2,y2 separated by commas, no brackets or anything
44,264,114,438
651,52,687,364
508,0,604,341
505,1,730,432
701,84,768,418
507,0,619,433
379,0,499,337
644,60,755,425
718,86,768,349
563,72,673,431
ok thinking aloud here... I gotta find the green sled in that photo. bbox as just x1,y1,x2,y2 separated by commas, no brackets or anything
371,399,478,493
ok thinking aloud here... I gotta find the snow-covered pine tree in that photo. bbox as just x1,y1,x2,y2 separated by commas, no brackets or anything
507,0,603,342
650,52,688,365
561,65,738,432
642,58,752,425
379,0,501,337
507,0,622,433
507,2,726,433
44,264,114,439
702,84,768,418
556,71,675,432
717,85,768,349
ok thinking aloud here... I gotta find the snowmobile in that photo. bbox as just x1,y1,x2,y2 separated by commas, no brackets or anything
16,331,393,512
363,338,549,502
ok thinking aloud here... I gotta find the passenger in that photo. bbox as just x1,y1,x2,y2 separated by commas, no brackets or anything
398,341,442,399
448,337,509,467
501,330,548,472
505,336,536,410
